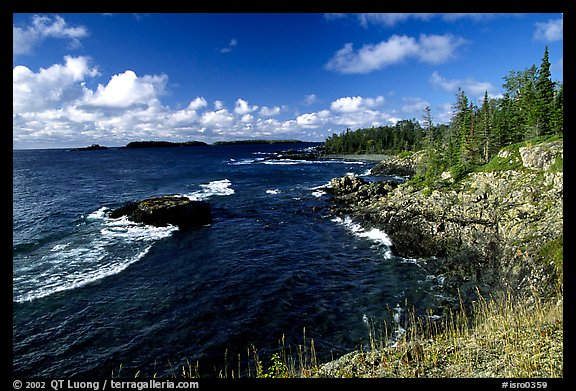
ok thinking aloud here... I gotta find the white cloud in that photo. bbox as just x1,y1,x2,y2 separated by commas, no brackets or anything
200,109,234,127
13,15,89,56
187,97,208,111
241,114,253,123
167,106,200,128
534,16,563,42
13,56,99,113
330,96,385,113
429,71,499,99
85,70,168,108
326,34,466,74
214,100,225,110
234,98,258,115
259,106,281,116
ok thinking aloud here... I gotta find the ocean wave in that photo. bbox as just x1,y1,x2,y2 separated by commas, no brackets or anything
331,216,393,258
184,179,235,200
309,181,332,197
13,247,151,303
13,209,178,303
266,189,281,195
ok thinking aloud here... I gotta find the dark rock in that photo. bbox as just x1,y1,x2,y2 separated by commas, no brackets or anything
109,196,211,229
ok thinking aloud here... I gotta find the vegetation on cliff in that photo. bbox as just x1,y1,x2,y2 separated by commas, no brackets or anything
324,47,563,180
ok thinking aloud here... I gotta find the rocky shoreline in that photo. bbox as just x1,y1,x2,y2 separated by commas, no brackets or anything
315,139,563,377
323,140,563,301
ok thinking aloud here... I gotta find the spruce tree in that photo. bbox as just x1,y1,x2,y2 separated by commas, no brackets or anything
552,82,563,134
479,91,492,164
536,46,555,135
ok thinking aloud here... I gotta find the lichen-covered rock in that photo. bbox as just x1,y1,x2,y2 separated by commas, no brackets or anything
519,141,563,170
109,196,212,229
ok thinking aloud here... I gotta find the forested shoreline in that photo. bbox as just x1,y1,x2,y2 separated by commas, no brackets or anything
324,47,563,181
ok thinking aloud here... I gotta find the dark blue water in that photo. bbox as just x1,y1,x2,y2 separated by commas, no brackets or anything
13,143,447,378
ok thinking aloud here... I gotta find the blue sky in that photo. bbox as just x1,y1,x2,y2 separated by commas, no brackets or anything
13,13,563,149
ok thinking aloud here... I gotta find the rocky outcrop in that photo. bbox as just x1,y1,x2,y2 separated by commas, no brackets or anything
519,140,563,170
327,175,399,207
327,140,563,300
369,151,425,177
109,196,212,229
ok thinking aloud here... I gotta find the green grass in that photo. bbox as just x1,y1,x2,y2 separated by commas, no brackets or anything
314,289,563,378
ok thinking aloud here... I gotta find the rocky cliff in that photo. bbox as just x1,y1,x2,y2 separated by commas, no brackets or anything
327,140,563,302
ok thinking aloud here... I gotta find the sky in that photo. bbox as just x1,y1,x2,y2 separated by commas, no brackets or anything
12,13,564,149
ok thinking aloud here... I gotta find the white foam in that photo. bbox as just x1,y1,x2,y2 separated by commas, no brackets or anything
266,189,280,195
332,216,393,249
14,247,151,303
228,158,265,165
309,181,333,191
85,206,109,220
13,206,180,303
360,168,372,177
311,190,326,198
262,159,365,166
50,242,71,252
184,179,235,200
263,160,300,165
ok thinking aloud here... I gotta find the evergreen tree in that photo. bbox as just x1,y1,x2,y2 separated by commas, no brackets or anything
478,91,493,164
536,46,555,135
552,82,563,134
422,105,434,147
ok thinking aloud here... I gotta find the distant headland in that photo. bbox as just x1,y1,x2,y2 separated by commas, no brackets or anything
71,139,308,151
122,141,208,148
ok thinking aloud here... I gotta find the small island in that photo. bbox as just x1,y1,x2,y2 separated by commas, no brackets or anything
72,144,109,151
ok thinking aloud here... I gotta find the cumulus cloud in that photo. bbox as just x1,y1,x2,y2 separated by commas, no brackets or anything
13,56,99,113
296,110,332,128
234,98,258,115
85,70,168,108
13,15,89,56
259,106,281,116
429,71,499,99
200,109,235,127
534,16,563,42
326,34,467,74
166,99,208,128
330,96,384,113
